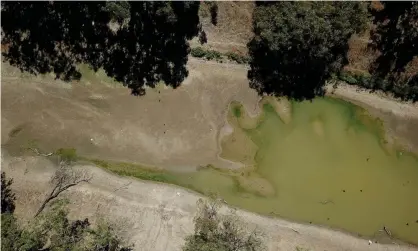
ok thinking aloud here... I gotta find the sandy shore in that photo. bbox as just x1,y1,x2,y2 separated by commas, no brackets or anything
2,154,417,251
327,83,418,119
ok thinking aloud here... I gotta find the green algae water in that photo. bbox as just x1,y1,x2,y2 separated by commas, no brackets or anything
93,97,418,244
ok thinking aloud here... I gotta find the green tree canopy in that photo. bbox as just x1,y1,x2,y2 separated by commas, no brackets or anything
1,2,201,95
248,2,369,100
369,2,418,101
1,199,132,251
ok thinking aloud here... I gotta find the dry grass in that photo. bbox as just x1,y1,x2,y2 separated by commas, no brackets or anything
345,31,379,75
198,1,418,80
195,2,254,54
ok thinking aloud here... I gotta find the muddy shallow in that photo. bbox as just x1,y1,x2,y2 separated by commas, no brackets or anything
138,97,418,244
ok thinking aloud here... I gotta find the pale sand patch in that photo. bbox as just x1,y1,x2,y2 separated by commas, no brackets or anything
326,83,418,119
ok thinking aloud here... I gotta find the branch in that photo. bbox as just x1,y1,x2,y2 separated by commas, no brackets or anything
28,147,53,157
34,165,92,218
113,181,132,192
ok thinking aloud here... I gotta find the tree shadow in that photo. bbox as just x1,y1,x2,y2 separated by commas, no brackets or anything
1,2,201,95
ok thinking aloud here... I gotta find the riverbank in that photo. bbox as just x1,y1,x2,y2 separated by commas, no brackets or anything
2,153,417,251
326,82,418,154
327,82,418,119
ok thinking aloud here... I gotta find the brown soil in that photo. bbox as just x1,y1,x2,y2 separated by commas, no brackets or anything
1,60,259,171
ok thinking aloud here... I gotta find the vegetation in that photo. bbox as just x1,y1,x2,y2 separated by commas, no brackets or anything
199,2,219,26
34,161,92,218
1,200,132,251
55,148,78,163
87,158,177,184
191,47,222,61
209,3,219,26
369,2,418,101
248,2,369,100
335,69,417,101
191,47,249,64
225,52,249,65
104,1,130,22
1,2,201,95
1,171,131,251
183,199,265,251
1,172,16,214
336,71,376,89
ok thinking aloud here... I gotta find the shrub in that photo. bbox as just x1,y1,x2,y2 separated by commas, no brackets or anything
1,172,16,214
191,47,223,61
338,72,358,85
191,47,206,58
225,52,249,64
55,148,78,163
204,50,222,61
183,199,265,251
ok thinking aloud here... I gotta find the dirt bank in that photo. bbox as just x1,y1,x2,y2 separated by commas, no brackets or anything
2,59,417,170
2,153,416,251
327,83,418,153
1,60,260,170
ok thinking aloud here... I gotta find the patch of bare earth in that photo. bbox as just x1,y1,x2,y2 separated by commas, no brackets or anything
1,60,259,171
2,153,416,251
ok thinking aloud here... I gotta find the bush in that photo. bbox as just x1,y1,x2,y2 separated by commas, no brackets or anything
183,199,265,251
338,72,358,85
1,172,16,214
191,47,249,64
55,148,78,163
225,52,249,64
204,50,222,61
340,71,385,89
1,199,132,251
191,47,206,58
191,47,223,61
337,71,418,102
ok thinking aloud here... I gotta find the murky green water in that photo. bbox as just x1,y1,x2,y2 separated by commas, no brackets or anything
94,97,418,244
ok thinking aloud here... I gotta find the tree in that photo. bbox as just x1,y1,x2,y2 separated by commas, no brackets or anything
1,172,16,214
369,2,418,101
247,2,369,100
1,2,112,81
103,2,201,95
105,1,131,23
209,3,218,26
2,200,132,251
1,2,201,95
34,162,92,217
183,199,265,251
1,173,131,251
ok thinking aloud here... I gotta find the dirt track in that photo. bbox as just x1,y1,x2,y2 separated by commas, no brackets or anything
2,153,417,251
